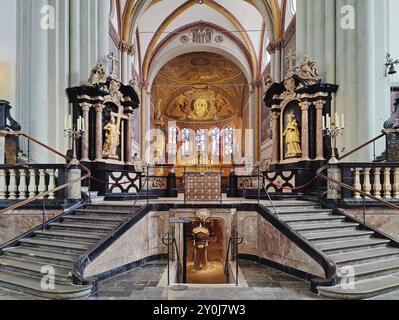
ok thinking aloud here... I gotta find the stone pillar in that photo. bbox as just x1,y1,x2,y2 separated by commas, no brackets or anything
271,110,280,164
80,103,91,161
94,104,104,162
300,101,310,161
125,114,134,164
315,101,325,160
67,160,81,201
69,0,81,86
98,0,110,73
121,51,128,84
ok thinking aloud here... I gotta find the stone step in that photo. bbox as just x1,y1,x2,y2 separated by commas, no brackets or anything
281,215,344,224
337,258,399,281
63,215,125,225
302,230,375,244
277,208,333,214
2,247,79,268
293,222,359,233
34,230,104,243
19,238,91,255
0,256,72,283
49,222,114,233
84,205,137,212
74,210,131,219
318,274,399,300
330,247,399,266
0,269,92,300
316,238,391,254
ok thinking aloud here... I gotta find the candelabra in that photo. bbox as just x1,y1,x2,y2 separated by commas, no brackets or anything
322,114,345,164
64,124,85,165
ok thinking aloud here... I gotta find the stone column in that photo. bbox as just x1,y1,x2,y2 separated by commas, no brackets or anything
121,51,128,84
69,0,81,86
125,114,134,164
271,110,280,164
80,103,91,161
300,101,310,161
98,0,110,73
315,101,325,160
94,104,104,162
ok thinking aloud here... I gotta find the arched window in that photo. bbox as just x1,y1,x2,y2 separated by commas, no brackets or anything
182,128,191,157
168,126,178,155
196,129,207,164
211,128,220,156
224,126,233,155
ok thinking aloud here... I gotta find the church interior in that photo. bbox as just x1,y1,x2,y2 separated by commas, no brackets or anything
0,0,399,302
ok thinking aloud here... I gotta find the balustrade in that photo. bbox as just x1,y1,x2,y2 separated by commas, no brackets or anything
0,165,66,201
338,164,399,201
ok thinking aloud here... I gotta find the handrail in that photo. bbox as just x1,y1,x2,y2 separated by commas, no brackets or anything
0,131,91,214
224,237,233,279
316,133,399,211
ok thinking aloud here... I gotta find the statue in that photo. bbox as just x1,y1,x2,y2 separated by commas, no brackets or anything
132,153,147,173
297,56,320,85
283,114,302,158
106,79,124,105
264,73,275,92
86,62,106,87
103,116,119,158
154,99,163,122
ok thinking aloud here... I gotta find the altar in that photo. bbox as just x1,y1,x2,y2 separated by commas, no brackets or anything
184,171,222,202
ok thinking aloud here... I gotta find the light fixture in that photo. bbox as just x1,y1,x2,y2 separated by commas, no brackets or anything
385,53,399,75
196,0,204,4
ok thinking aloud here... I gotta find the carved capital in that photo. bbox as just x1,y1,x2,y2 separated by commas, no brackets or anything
120,40,135,55
95,104,105,113
300,101,310,111
80,103,92,112
315,100,326,110
267,39,283,53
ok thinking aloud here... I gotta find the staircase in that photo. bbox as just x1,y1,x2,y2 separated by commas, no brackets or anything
0,204,138,299
271,201,399,300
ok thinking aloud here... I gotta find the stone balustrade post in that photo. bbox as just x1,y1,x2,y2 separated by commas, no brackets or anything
353,168,362,199
394,168,399,199
0,169,6,199
28,169,37,198
373,168,382,199
383,167,392,199
47,169,56,200
8,169,17,200
18,169,28,200
37,169,46,200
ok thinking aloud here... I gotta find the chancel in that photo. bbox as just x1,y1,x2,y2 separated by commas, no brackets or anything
1,0,399,302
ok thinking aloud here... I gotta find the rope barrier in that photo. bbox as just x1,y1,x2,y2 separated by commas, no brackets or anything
262,174,319,191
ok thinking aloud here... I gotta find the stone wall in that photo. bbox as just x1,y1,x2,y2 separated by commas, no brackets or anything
0,209,63,245
344,208,399,241
84,211,170,278
238,212,325,279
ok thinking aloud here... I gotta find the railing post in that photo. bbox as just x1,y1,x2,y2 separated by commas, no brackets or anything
363,167,372,196
394,168,399,200
327,164,341,200
47,169,56,200
383,167,392,199
18,169,28,200
0,169,6,199
8,169,17,200
67,159,82,201
37,169,46,200
28,169,37,198
353,168,362,199
373,167,382,199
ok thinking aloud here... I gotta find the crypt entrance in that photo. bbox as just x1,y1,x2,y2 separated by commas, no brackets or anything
183,218,226,284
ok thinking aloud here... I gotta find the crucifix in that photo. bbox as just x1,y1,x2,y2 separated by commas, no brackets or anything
285,48,297,71
107,52,120,75
110,106,128,160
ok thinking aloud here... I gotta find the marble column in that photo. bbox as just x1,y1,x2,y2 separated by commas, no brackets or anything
315,101,325,160
121,51,128,84
69,0,81,86
95,104,104,162
300,101,310,161
80,103,91,161
125,114,134,164
271,110,280,164
98,0,110,74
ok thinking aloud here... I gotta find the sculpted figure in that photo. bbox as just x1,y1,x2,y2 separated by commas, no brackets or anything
103,116,119,158
86,62,106,87
283,114,302,158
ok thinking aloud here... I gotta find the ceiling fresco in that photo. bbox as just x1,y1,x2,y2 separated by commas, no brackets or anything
152,52,248,125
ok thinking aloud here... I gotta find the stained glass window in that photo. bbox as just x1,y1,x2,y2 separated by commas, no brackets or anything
224,126,233,155
168,126,178,155
182,128,191,157
196,129,207,153
211,128,220,156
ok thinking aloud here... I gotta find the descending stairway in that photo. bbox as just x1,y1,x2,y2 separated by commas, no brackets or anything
271,201,399,300
0,204,139,299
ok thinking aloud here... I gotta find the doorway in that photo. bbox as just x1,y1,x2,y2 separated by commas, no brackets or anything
183,219,226,284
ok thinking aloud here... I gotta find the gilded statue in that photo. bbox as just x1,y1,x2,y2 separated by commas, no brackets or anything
86,62,106,87
283,114,302,158
103,116,119,158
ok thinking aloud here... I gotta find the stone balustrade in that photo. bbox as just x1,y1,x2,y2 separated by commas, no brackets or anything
0,165,68,201
335,163,399,201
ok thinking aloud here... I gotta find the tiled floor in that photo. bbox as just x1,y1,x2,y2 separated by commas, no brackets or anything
90,259,323,300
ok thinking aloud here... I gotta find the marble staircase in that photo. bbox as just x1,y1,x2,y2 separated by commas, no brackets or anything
272,202,399,300
0,204,139,299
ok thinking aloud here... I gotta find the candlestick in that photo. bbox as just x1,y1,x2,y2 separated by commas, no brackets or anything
335,113,340,128
322,116,326,130
341,113,345,129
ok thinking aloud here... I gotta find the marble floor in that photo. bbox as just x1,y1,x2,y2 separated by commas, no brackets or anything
90,259,323,300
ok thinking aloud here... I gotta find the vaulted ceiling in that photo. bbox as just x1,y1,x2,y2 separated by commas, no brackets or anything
111,0,296,82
